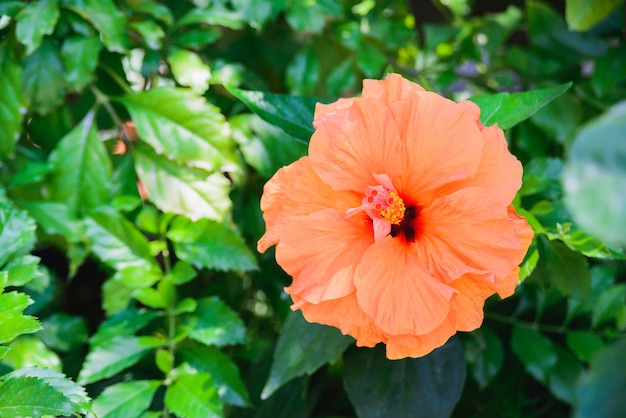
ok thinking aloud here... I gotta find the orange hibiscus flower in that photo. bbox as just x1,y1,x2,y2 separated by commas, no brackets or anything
258,73,533,359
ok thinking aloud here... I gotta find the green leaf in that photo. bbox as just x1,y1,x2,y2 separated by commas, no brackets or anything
563,101,626,246
132,145,232,222
90,308,158,346
176,5,245,29
231,0,277,28
164,370,222,418
15,0,60,56
180,346,250,407
22,37,65,115
166,261,196,285
166,217,257,273
63,0,129,52
186,297,246,347
226,86,319,143
18,200,83,242
574,338,626,418
92,380,161,418
469,83,572,130
0,368,91,416
0,192,37,268
128,1,173,25
286,45,319,95
230,114,307,178
78,335,155,385
118,87,234,171
538,236,591,299
167,48,212,94
0,39,24,160
0,376,74,416
0,290,41,345
131,20,165,49
591,284,626,328
262,310,352,399
61,36,102,91
511,325,557,382
4,255,39,287
566,0,623,31
547,223,626,260
48,110,113,216
463,326,504,390
285,0,329,33
83,207,158,271
342,338,465,418
3,336,62,371
548,347,583,405
113,265,161,290
357,41,387,78
38,313,89,353
566,331,605,363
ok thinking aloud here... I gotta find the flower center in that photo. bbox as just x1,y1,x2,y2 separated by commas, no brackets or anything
346,174,407,242
380,191,406,225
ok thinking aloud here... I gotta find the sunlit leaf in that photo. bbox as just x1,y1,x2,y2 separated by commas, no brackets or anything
164,370,222,418
48,111,113,216
118,88,235,171
566,0,622,31
167,48,211,94
0,39,24,160
133,145,232,222
342,338,465,418
469,83,572,130
0,190,37,267
92,380,160,418
0,368,91,416
186,297,246,347
0,288,41,345
262,310,352,399
166,217,257,272
3,336,62,371
180,346,251,407
63,0,129,52
286,45,319,95
15,0,59,56
83,207,158,271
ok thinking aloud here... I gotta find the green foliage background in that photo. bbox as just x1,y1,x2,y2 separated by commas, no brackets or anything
0,0,625,417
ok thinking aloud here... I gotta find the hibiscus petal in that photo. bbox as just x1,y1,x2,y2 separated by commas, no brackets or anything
314,98,356,124
309,98,403,193
387,94,484,206
449,273,497,331
436,124,523,206
385,313,457,359
418,187,527,282
278,209,373,303
361,73,425,103
354,238,457,335
257,157,357,253
292,293,384,347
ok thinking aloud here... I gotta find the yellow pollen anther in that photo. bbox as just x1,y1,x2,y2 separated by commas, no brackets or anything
380,192,405,225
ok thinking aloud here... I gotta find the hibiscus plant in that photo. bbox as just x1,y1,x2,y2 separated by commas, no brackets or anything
0,1,625,417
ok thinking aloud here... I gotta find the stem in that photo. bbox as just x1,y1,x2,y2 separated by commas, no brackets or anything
98,63,133,94
162,246,175,418
485,311,568,334
89,85,132,147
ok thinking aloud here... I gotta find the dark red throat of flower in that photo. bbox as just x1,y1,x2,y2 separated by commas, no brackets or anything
390,205,419,243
